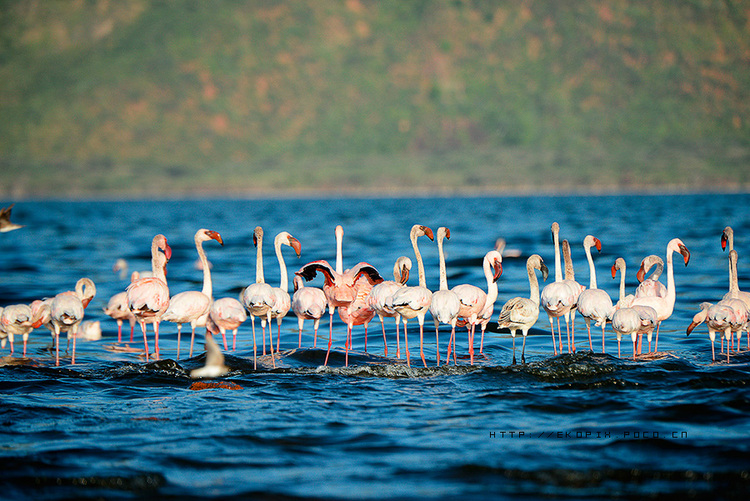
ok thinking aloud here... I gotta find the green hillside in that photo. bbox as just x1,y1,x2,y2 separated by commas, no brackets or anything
1,0,749,197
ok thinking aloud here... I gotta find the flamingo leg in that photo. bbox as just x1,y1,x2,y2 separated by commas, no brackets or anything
220,327,228,352
251,315,257,370
654,323,661,353
266,314,276,369
586,318,592,351
72,329,77,365
564,315,571,354
711,334,716,362
557,317,563,354
176,324,183,360
445,326,453,365
313,319,320,349
480,326,485,354
277,321,281,354
419,319,426,368
570,311,577,353
403,320,410,368
381,318,388,357
117,320,123,344
54,326,60,366
632,337,637,361
434,320,440,367
232,326,237,352
521,334,527,364
617,336,621,358
141,321,150,362
549,318,557,355
512,335,517,365
345,323,351,367
129,319,135,343
324,326,332,366
298,326,303,349
601,323,606,354
469,324,475,365
396,316,402,359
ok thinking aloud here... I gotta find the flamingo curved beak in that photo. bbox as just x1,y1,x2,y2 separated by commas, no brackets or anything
679,244,690,266
207,230,224,246
492,260,503,282
82,297,93,309
163,243,172,261
289,236,302,257
594,237,602,253
422,226,434,241
540,262,549,281
444,227,451,240
636,263,646,283
721,231,729,251
399,266,410,285
611,263,618,279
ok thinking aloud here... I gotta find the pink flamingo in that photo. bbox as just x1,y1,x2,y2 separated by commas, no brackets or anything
388,225,434,367
241,226,276,369
720,226,750,350
576,235,613,353
451,250,503,365
367,255,411,357
429,227,460,365
630,238,690,353
0,303,45,356
540,223,583,355
635,255,668,299
50,278,96,365
292,275,327,348
269,231,302,353
162,229,223,359
207,297,247,352
497,254,549,364
296,225,382,366
127,234,171,362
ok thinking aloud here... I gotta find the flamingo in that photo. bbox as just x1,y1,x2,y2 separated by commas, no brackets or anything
609,258,642,359
103,271,139,344
451,249,503,365
630,238,690,352
429,227,460,366
296,225,382,366
368,255,412,357
0,203,23,232
269,231,302,353
50,278,97,365
687,300,745,363
241,226,276,370
207,297,247,354
162,229,224,359
721,226,750,349
611,257,659,355
388,225,434,367
127,234,171,362
292,275,327,348
635,255,668,299
0,303,45,356
540,223,583,355
576,235,613,353
721,249,750,355
497,254,549,364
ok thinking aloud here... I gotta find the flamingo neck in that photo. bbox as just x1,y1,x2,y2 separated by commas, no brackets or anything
276,238,289,293
438,234,448,291
484,255,498,304
335,228,343,275
553,229,562,282
412,230,426,289
618,265,626,302
528,260,541,305
585,244,597,289
151,243,167,283
197,239,212,299
563,242,575,282
255,233,264,284
665,246,677,306
729,252,739,296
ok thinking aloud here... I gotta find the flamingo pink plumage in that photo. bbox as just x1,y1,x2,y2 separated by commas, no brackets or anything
0,303,43,357
296,225,383,366
429,227,460,366
50,278,96,365
207,297,247,352
451,249,503,365
162,229,223,359
127,234,171,362
103,271,139,344
635,255,668,299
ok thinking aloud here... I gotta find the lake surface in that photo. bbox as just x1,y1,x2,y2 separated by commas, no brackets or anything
1,194,750,500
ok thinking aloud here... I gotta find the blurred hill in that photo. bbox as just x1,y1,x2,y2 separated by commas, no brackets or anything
1,0,749,197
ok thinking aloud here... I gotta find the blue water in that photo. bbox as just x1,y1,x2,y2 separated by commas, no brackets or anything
1,194,750,500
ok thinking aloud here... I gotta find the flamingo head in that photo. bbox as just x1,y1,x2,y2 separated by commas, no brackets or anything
253,226,263,248
416,225,434,241
593,237,602,253
288,235,302,257
636,262,646,283
539,261,549,281
721,226,732,251
679,243,690,266
82,297,93,309
492,258,503,282
611,262,618,279
206,230,224,246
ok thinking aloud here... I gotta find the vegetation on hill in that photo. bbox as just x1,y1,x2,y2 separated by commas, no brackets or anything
1,0,748,197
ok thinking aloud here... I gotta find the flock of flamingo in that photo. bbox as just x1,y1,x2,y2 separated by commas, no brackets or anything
0,200,748,371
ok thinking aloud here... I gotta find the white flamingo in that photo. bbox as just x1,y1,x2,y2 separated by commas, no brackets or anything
540,223,583,355
576,235,613,353
388,225,434,367
292,275,328,349
630,238,690,353
162,229,223,359
635,255,668,299
269,231,302,353
497,254,548,364
368,255,412,357
207,297,247,353
429,227,460,366
241,226,276,369
51,278,97,365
